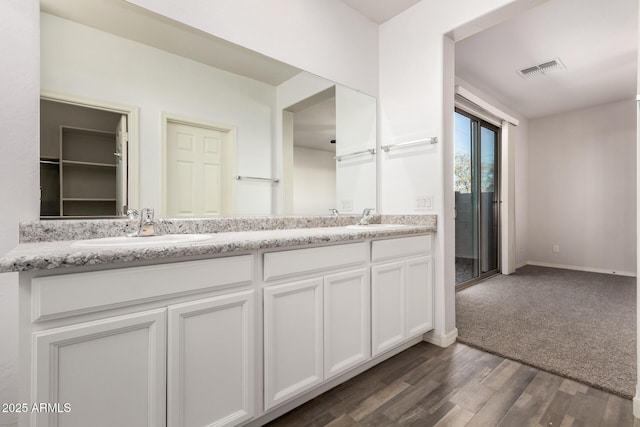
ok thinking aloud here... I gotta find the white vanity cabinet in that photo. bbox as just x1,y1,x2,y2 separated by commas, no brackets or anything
167,290,255,427
21,255,255,427
31,308,167,427
371,235,433,357
16,229,435,427
262,243,370,410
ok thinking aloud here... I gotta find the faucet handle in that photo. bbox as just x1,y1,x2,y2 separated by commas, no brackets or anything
126,208,139,220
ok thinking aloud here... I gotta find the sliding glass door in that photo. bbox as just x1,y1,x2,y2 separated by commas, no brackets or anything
454,109,500,286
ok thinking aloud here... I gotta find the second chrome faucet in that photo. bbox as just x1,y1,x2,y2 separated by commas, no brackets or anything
357,208,375,225
127,208,156,237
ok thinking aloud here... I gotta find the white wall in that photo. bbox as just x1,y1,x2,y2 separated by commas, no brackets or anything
293,146,336,215
276,73,377,214
41,13,276,215
335,85,377,214
276,72,335,214
379,0,545,340
528,99,637,275
0,2,40,426
125,0,379,97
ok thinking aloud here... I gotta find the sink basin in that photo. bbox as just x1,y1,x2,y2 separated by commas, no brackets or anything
71,234,214,248
346,224,409,230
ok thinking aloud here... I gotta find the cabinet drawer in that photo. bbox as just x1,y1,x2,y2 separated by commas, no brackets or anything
32,255,253,322
371,235,431,262
263,243,368,282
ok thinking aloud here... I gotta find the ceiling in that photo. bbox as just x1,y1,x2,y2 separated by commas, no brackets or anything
340,0,422,24
455,0,638,119
293,96,337,153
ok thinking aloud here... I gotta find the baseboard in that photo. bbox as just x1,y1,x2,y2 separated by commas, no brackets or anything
423,328,458,347
634,386,640,418
527,261,636,278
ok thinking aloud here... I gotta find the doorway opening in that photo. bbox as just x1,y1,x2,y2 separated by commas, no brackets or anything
282,86,337,216
40,98,129,218
454,108,500,287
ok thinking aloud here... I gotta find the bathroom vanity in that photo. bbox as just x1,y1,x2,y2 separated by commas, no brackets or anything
1,216,436,427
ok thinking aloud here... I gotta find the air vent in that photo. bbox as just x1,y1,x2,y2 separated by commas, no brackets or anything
518,58,565,80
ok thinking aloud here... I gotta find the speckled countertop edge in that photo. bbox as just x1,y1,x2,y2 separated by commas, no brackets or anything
19,215,436,243
1,224,436,273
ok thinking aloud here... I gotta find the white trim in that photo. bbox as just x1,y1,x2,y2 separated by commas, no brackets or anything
422,328,458,348
40,90,140,211
635,385,640,417
527,261,636,278
455,97,502,127
160,112,237,217
501,121,517,275
454,85,519,126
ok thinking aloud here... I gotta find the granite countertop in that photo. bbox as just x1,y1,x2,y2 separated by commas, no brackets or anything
0,222,435,273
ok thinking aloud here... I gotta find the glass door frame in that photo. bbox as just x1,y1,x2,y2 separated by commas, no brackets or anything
454,108,501,289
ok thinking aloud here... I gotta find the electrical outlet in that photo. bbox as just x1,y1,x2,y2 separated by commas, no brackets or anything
415,194,433,211
341,199,353,212
552,245,560,253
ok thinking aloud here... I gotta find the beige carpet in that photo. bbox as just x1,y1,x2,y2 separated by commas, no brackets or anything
456,265,636,398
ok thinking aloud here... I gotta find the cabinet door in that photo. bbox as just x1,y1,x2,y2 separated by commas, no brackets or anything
32,309,166,427
405,256,434,338
167,290,255,427
324,269,370,379
371,261,405,357
264,278,323,410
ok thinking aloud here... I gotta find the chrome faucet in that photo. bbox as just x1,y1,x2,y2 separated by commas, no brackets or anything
138,208,156,236
329,208,339,216
357,208,375,225
126,208,156,237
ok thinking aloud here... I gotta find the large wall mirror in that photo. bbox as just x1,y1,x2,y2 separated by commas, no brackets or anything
39,0,377,219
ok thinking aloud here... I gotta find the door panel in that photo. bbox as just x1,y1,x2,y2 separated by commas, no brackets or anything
454,112,479,284
32,309,166,427
455,110,500,286
405,256,433,337
371,261,405,356
167,291,254,427
167,122,224,217
480,125,499,274
115,115,127,215
263,278,323,410
323,269,370,379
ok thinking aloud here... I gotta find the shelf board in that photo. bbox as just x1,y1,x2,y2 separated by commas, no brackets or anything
40,160,60,166
62,160,116,168
62,198,117,202
61,126,116,137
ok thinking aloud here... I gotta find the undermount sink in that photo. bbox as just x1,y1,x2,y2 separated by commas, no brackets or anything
71,234,214,248
346,224,409,230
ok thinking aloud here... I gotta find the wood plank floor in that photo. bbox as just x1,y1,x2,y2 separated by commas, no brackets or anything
267,342,639,427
